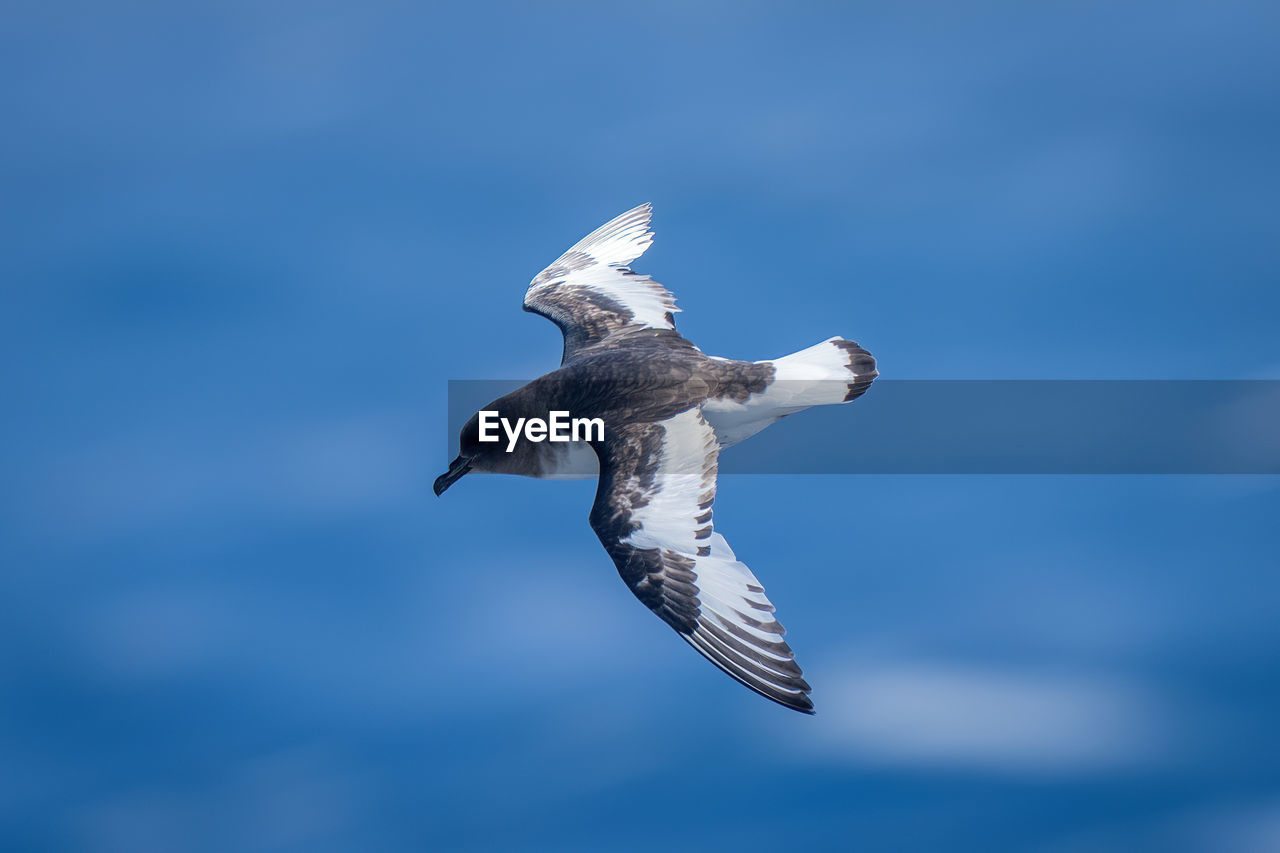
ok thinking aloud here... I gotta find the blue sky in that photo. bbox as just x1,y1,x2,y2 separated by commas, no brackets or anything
3,2,1279,851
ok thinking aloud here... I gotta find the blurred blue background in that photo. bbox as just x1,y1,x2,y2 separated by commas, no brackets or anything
3,2,1279,851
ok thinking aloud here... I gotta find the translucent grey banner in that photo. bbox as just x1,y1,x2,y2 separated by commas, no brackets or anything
446,380,1280,474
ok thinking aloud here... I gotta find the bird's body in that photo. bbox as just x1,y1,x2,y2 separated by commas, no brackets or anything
466,331,771,480
436,204,877,713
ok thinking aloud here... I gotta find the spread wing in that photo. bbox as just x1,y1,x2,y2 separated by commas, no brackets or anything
588,407,814,713
524,204,681,361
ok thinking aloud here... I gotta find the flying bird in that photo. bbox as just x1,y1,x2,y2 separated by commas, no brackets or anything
435,204,877,713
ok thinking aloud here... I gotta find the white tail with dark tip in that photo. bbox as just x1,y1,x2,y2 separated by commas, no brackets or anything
702,337,878,448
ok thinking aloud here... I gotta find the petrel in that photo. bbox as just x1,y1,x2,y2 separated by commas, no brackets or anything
435,204,877,713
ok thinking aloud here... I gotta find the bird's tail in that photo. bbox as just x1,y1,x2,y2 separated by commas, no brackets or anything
701,337,878,448
758,336,878,410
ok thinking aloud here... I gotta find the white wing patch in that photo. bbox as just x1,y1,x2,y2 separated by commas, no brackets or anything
593,407,813,712
524,204,680,341
558,201,654,269
623,406,718,554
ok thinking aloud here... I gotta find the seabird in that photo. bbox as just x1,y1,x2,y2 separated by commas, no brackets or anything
435,204,877,713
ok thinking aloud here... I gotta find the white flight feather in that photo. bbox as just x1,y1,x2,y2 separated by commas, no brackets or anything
525,203,679,333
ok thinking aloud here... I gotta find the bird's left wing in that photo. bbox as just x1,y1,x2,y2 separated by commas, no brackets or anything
588,406,814,713
524,204,681,361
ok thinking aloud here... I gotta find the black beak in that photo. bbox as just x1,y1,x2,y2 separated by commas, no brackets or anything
433,456,472,496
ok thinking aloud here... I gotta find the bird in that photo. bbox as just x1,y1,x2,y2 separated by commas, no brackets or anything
434,204,877,713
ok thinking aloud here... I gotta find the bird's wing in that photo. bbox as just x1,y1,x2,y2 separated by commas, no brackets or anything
524,204,680,360
588,406,813,713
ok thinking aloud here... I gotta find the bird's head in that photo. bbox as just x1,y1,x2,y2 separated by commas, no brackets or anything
433,411,486,496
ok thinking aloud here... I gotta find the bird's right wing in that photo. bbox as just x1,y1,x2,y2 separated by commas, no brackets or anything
588,406,813,713
523,204,681,361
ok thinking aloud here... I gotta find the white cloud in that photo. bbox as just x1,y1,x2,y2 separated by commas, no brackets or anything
792,659,1172,774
